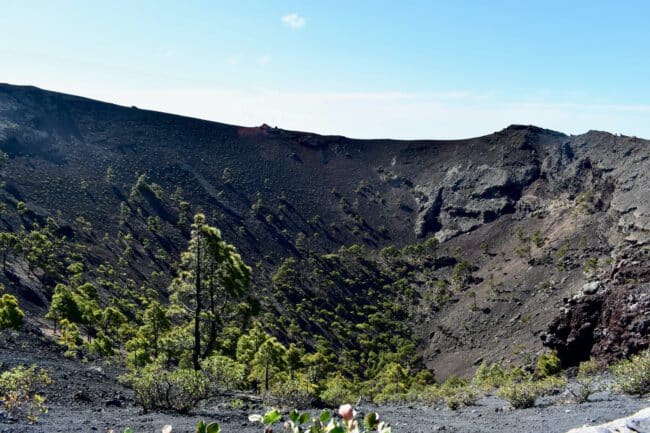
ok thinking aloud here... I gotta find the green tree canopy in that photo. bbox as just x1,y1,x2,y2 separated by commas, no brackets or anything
45,284,82,330
170,214,252,370
0,293,24,330
249,336,287,392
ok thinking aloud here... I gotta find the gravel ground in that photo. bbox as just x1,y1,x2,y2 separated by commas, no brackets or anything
2,394,648,433
1,331,648,433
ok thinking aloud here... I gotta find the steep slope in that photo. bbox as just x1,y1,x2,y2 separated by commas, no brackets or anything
0,83,647,378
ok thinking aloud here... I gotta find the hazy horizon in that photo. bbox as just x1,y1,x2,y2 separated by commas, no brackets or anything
3,1,650,139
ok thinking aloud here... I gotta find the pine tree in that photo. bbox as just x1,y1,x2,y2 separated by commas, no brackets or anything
0,293,24,330
170,214,251,370
250,337,286,392
0,232,20,272
45,284,82,332
141,300,170,359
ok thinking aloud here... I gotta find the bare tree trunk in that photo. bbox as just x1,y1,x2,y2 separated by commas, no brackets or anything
192,238,202,371
202,264,218,358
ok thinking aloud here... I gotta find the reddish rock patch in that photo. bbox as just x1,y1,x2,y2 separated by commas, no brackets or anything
543,248,650,367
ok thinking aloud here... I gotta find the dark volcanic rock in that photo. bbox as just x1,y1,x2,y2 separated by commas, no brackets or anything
415,161,539,241
543,247,650,367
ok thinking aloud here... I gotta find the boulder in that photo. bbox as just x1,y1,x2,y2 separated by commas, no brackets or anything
582,281,602,295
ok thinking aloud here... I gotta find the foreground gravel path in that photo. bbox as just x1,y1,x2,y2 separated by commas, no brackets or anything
1,331,648,433
378,395,648,433
3,394,648,433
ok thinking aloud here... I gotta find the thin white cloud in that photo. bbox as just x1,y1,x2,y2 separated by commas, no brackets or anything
282,13,305,29
257,53,272,66
157,48,175,58
226,53,244,66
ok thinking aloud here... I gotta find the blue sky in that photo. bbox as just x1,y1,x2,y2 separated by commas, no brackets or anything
2,0,650,139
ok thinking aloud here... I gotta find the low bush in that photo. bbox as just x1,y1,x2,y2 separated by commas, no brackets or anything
366,362,411,404
249,406,391,433
535,352,561,378
120,364,207,413
611,349,650,395
267,373,318,407
201,355,246,391
87,333,116,357
415,376,477,409
444,386,477,410
319,372,358,407
471,362,508,391
0,364,52,422
497,381,538,409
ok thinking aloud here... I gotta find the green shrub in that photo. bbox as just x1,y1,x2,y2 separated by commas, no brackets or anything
195,419,221,433
414,376,477,409
410,384,440,405
535,352,561,378
370,362,410,403
611,350,650,395
267,373,318,407
16,201,26,215
578,359,599,376
472,362,507,391
58,318,83,353
87,332,116,357
497,381,537,409
319,372,358,407
249,407,391,433
444,386,477,410
0,365,52,422
120,364,208,413
0,294,24,330
441,375,468,389
201,355,246,391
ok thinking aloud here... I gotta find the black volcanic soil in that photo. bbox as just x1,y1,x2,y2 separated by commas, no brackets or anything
1,330,647,433
0,84,649,432
7,395,647,433
1,84,648,378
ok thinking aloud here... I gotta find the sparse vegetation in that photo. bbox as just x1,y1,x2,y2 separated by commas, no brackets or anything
570,359,601,403
611,349,650,395
0,365,52,422
121,364,207,413
497,380,538,409
0,291,24,330
249,407,391,433
535,351,561,378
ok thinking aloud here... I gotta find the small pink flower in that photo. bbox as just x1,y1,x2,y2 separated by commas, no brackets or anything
339,404,354,421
